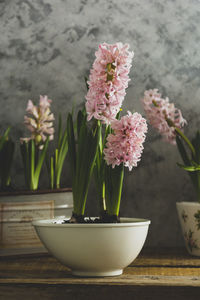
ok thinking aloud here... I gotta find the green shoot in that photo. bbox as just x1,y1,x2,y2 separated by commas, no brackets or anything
20,138,49,191
67,109,100,216
0,127,15,190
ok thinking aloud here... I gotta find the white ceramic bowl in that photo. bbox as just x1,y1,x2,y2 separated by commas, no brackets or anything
33,217,150,277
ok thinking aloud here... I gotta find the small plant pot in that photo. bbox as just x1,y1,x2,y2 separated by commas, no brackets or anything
0,188,73,256
176,202,200,256
33,217,150,277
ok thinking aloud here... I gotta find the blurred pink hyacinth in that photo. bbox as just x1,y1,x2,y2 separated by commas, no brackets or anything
85,42,134,124
104,111,148,170
21,95,55,147
141,89,187,145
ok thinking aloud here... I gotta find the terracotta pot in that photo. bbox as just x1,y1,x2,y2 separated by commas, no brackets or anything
33,217,150,277
176,202,200,256
0,188,73,256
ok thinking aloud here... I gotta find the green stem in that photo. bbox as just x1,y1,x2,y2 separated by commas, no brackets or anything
175,127,195,156
164,112,195,156
30,140,35,190
50,156,54,189
102,182,106,211
197,171,200,203
55,149,59,189
105,164,124,216
6,176,11,187
113,166,124,216
95,121,107,213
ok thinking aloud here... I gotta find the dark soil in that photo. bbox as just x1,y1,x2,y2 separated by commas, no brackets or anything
62,212,120,224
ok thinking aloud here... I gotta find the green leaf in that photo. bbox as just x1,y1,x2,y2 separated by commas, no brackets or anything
79,125,100,214
76,113,88,177
0,139,15,188
20,142,30,188
67,113,76,178
67,109,100,215
33,137,49,190
116,110,121,120
0,127,11,151
46,114,69,189
55,148,58,171
93,122,107,210
84,77,89,91
77,110,85,138
192,131,200,164
58,114,62,150
105,164,124,216
177,163,200,171
73,121,100,215
56,131,68,188
191,160,200,167
176,135,197,187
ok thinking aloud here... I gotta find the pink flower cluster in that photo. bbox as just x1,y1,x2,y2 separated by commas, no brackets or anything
141,89,187,144
85,43,134,124
103,111,148,170
21,95,55,147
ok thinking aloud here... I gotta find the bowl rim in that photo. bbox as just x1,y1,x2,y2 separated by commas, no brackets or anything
32,217,151,228
176,201,200,207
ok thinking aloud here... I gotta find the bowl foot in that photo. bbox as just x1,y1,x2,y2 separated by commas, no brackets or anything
72,269,123,277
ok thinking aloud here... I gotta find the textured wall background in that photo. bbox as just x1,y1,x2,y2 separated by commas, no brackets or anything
1,0,200,246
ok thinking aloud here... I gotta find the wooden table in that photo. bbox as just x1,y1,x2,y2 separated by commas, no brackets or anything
0,248,200,299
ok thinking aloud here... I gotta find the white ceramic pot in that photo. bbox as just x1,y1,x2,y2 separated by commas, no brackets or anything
176,202,200,256
0,188,73,256
33,217,150,277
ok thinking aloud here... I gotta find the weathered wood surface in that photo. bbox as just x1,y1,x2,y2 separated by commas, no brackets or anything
0,248,200,299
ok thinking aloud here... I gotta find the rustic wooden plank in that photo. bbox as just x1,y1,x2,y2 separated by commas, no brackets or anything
133,258,200,267
0,255,200,276
1,248,200,300
0,284,200,300
1,253,200,272
0,274,200,287
133,247,200,267
127,267,200,276
132,256,200,267
2,247,199,268
1,249,200,279
1,265,200,279
0,256,70,279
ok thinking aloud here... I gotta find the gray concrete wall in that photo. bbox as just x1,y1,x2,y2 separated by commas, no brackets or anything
1,0,200,246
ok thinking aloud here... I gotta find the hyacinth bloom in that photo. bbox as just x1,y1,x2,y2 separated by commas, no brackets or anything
141,89,187,145
104,111,148,171
85,43,134,124
21,95,55,147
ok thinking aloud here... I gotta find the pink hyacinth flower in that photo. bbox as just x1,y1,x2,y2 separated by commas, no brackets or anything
141,89,187,145
20,95,55,148
85,43,134,124
104,111,148,170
